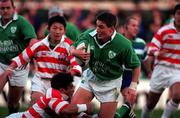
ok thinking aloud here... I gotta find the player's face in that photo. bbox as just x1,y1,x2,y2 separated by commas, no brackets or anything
64,83,75,99
96,20,113,42
174,10,180,27
126,19,139,37
49,22,65,41
0,1,15,21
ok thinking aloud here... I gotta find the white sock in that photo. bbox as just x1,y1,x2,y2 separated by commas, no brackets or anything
141,105,152,118
161,100,178,118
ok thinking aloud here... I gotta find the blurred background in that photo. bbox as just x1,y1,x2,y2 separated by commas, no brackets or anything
0,0,180,117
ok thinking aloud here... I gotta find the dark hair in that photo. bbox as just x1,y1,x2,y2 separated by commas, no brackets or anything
48,15,66,29
0,0,15,8
51,73,73,90
174,4,180,15
96,12,117,28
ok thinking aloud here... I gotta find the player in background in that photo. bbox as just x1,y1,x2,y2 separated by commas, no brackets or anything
6,73,91,118
70,12,141,118
0,0,37,114
141,3,180,118
115,16,147,118
0,16,82,106
44,6,80,42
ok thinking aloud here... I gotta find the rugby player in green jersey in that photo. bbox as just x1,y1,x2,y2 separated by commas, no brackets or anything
71,12,141,118
0,0,37,114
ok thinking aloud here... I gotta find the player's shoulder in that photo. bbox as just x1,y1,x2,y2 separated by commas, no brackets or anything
115,33,132,45
64,37,73,45
157,23,175,34
17,15,28,22
134,37,146,45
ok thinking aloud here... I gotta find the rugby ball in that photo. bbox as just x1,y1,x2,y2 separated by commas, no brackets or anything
75,42,90,67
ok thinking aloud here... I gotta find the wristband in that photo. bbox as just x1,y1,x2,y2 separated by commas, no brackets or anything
129,82,138,90
77,104,87,113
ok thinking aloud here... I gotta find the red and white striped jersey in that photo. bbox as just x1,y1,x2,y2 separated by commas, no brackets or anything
12,35,82,78
148,22,180,68
22,88,69,118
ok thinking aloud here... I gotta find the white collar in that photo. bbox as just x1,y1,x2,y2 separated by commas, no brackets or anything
42,35,65,47
89,29,117,48
0,13,18,28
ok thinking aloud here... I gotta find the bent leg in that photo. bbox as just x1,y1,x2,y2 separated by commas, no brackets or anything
99,102,117,118
141,91,162,118
161,82,180,118
71,87,94,104
8,85,24,114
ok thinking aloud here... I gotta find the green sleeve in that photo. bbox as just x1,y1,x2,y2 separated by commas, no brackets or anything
123,44,141,69
20,16,37,41
73,31,89,47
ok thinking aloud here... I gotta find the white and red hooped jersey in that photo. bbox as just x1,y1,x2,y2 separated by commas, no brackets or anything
148,22,180,68
22,88,69,118
12,35,82,78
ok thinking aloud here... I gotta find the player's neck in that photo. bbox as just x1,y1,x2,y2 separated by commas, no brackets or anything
48,37,60,46
125,33,133,40
1,18,12,26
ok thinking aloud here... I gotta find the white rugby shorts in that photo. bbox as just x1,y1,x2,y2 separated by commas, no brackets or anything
0,62,29,87
150,65,180,93
80,69,122,103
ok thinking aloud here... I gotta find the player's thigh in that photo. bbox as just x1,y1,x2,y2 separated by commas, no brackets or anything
171,82,180,102
99,102,118,118
8,85,24,105
30,91,44,106
71,87,94,104
146,91,162,109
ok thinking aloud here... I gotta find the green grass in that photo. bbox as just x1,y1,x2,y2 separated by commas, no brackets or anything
134,109,180,118
0,106,180,118
0,106,28,118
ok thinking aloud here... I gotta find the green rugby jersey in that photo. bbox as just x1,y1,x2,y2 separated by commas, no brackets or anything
0,13,36,64
74,29,140,81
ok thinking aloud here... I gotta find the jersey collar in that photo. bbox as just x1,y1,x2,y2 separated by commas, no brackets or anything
42,34,65,47
0,13,18,28
89,29,117,48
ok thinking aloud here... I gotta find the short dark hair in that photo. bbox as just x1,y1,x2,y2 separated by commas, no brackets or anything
51,73,73,90
174,4,180,15
48,15,66,29
0,0,15,8
96,12,117,28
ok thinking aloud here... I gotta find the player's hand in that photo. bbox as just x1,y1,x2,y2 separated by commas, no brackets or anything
0,70,12,92
71,46,90,62
69,69,81,76
126,88,137,106
155,49,169,57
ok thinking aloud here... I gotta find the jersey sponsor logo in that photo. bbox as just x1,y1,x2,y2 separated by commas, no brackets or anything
108,50,116,59
10,26,17,33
